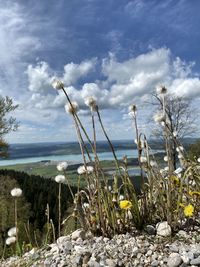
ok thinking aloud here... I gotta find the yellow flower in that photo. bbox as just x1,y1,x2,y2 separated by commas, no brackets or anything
189,191,200,197
170,175,180,185
119,200,132,210
184,204,194,217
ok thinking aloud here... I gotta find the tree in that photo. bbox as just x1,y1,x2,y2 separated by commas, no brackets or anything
0,96,19,158
188,139,200,160
150,92,197,170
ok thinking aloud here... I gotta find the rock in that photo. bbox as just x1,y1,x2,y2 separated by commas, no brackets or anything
71,229,86,240
167,253,183,267
151,260,159,266
146,225,156,235
181,254,190,264
57,236,70,244
156,221,172,237
169,244,179,253
105,259,117,267
190,256,200,265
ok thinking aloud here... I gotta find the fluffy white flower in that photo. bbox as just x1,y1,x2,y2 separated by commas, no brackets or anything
176,146,184,152
140,156,147,163
57,162,68,171
83,203,90,208
173,131,178,137
164,166,169,171
55,175,65,183
156,85,167,95
164,156,168,162
77,165,94,175
153,113,165,123
65,101,79,114
51,78,64,90
11,188,22,197
8,227,17,237
197,157,200,163
84,96,97,111
150,160,157,167
6,236,16,245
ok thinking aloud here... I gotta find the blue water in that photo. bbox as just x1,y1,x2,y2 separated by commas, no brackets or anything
0,149,137,166
0,148,162,166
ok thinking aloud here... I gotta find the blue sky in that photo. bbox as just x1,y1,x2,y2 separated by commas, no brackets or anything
1,0,200,143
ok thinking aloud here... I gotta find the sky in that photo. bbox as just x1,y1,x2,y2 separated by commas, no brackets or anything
1,0,200,143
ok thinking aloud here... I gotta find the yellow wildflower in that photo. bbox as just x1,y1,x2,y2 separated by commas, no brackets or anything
170,175,180,185
184,204,194,217
119,200,132,210
189,191,200,197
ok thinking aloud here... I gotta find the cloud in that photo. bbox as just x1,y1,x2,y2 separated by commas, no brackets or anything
63,59,97,86
27,47,200,113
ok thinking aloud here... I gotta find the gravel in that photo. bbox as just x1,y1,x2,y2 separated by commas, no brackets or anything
1,226,200,267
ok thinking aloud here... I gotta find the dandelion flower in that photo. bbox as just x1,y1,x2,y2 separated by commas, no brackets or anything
6,236,16,245
51,78,64,90
55,175,65,183
156,85,167,95
164,166,169,171
65,101,79,114
184,204,194,217
11,188,22,197
197,157,200,163
8,227,17,237
119,200,132,210
84,96,97,111
77,165,94,175
57,162,68,171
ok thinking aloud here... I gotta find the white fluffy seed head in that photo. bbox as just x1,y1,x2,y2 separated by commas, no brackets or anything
150,160,157,167
156,85,167,95
164,166,169,171
8,227,17,237
65,102,79,114
11,188,22,197
55,175,65,183
57,162,68,171
197,157,200,163
51,78,64,90
77,165,94,175
119,195,124,200
176,146,184,152
164,156,168,162
153,113,166,123
173,131,178,137
84,96,97,111
140,156,147,163
6,236,16,245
